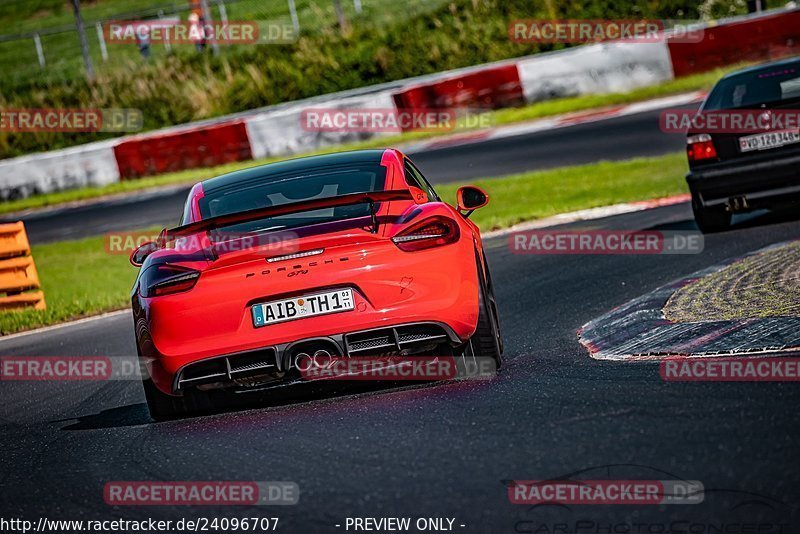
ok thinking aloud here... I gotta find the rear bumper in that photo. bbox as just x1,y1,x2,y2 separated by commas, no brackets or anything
170,321,462,394
687,153,800,210
141,308,477,395
134,240,482,395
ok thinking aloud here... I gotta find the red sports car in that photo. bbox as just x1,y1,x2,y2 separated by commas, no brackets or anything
130,148,503,419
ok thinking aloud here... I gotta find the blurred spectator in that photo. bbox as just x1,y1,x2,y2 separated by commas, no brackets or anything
188,12,207,52
136,23,151,59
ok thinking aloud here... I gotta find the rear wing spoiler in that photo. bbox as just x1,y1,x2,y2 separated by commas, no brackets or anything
161,189,414,244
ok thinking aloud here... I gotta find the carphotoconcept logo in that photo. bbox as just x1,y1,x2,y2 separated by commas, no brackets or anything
507,465,790,533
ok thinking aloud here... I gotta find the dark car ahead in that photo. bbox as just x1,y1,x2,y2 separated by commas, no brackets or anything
686,57,800,233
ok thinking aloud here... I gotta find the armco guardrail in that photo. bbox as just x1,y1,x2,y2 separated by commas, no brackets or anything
0,222,45,311
0,7,798,199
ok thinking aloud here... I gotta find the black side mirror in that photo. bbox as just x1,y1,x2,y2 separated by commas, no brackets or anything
456,186,489,217
130,241,159,267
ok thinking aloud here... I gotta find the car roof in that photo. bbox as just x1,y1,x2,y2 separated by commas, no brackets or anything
201,149,389,193
717,56,800,82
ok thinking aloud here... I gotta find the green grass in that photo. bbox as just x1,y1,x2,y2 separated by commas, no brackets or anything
0,0,451,85
0,232,146,335
0,152,689,335
0,64,733,217
447,153,688,231
1,0,749,159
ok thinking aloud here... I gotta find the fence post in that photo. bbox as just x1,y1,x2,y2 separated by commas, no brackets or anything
33,33,45,68
333,0,348,31
158,10,172,52
287,0,300,35
95,22,108,61
71,0,95,81
217,0,229,26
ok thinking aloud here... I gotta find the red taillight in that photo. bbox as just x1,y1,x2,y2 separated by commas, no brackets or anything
687,134,718,161
139,264,200,298
392,216,460,252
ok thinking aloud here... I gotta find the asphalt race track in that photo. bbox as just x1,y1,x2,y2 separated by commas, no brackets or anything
8,105,691,244
2,202,799,530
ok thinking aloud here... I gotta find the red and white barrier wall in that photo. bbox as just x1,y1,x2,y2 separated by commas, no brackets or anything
392,63,525,110
245,90,398,159
517,41,673,102
1,7,797,200
113,120,252,179
0,140,120,200
668,9,800,76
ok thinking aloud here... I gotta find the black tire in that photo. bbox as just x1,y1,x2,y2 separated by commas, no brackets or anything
464,252,503,367
141,377,214,421
692,193,731,233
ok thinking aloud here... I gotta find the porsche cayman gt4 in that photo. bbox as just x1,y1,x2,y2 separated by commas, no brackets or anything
130,149,503,419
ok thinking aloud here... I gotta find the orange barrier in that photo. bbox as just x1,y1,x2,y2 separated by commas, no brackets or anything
0,222,45,311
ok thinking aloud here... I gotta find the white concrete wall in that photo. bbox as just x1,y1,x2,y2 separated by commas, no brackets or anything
517,41,674,103
245,90,398,160
0,140,120,201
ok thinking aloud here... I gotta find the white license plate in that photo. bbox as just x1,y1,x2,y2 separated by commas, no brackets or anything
251,288,354,327
739,130,800,152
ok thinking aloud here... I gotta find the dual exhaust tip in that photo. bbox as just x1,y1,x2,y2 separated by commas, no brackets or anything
292,349,334,372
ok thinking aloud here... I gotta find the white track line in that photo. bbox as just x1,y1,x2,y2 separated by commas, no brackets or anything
0,309,130,344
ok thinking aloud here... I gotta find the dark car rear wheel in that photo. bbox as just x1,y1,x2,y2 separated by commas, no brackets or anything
142,377,214,421
692,193,731,233
464,252,503,367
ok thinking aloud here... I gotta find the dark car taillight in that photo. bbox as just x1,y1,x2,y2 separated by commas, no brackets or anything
139,264,200,298
687,134,718,162
391,216,460,252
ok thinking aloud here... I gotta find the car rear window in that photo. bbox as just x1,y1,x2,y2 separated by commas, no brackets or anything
703,63,800,110
197,163,387,233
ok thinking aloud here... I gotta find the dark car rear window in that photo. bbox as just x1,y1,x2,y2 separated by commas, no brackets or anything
197,163,387,233
703,62,800,110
